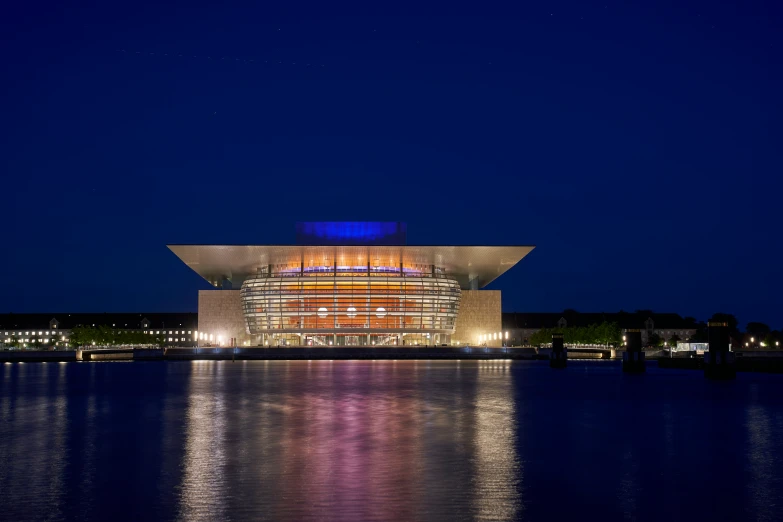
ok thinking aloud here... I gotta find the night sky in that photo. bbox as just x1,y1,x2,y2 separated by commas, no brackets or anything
2,1,781,328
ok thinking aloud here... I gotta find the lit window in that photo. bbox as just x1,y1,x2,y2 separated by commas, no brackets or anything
156,331,160,334
25,332,29,336
168,337,173,342
188,331,191,334
169,331,173,334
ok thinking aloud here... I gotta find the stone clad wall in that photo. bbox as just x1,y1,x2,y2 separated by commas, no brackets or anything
198,290,250,345
452,290,502,346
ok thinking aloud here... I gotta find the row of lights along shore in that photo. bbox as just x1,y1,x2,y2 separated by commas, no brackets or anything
477,332,509,343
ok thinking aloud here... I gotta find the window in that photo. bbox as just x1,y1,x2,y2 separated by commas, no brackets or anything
168,337,173,342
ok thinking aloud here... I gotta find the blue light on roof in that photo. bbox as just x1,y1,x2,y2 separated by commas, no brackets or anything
296,222,407,245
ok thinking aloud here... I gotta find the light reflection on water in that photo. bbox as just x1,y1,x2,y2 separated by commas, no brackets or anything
1,360,782,521
170,360,521,522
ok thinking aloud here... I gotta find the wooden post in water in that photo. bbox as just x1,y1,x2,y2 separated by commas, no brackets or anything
622,329,645,372
704,321,735,379
549,333,567,368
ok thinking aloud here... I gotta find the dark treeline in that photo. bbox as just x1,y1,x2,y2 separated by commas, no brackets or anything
529,322,621,346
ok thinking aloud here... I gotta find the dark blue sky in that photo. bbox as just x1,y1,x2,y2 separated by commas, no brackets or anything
2,1,781,328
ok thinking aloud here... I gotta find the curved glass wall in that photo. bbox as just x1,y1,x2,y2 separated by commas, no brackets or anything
240,265,460,346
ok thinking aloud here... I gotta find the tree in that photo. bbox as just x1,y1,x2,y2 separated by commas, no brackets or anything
746,322,770,337
649,332,663,347
709,313,739,335
69,326,98,347
669,334,681,347
690,326,708,342
529,322,620,346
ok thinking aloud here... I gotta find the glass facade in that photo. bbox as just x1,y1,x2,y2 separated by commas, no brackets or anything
240,263,461,346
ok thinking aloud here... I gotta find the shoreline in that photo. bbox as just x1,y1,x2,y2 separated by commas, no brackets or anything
3,348,782,373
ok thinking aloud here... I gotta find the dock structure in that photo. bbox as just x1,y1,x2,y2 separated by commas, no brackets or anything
704,321,736,379
549,333,567,368
622,329,645,372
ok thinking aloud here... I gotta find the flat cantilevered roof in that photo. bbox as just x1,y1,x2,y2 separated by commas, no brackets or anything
168,245,534,289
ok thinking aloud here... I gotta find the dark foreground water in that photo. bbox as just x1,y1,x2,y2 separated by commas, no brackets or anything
1,361,782,522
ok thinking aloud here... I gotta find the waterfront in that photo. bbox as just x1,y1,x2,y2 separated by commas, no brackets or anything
1,361,782,521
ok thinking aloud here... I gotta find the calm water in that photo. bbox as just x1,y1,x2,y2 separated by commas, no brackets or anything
1,360,782,522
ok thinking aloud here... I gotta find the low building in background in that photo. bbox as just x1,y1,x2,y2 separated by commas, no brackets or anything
502,311,698,346
169,222,534,347
0,313,198,349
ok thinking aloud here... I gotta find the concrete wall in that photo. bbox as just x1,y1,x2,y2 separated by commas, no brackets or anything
452,290,502,346
0,350,76,362
198,290,250,345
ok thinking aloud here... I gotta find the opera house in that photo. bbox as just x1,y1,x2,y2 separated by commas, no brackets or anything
169,222,533,347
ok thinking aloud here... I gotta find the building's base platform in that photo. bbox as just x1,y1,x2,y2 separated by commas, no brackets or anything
165,346,539,360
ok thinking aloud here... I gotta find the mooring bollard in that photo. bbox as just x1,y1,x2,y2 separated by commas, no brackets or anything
704,321,736,379
549,333,567,368
622,329,645,373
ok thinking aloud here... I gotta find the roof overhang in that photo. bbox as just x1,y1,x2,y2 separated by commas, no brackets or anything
168,245,534,289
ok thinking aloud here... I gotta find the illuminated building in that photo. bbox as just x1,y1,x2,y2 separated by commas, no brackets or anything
0,313,197,348
169,222,533,347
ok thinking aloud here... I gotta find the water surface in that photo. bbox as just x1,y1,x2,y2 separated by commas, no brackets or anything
1,360,782,521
